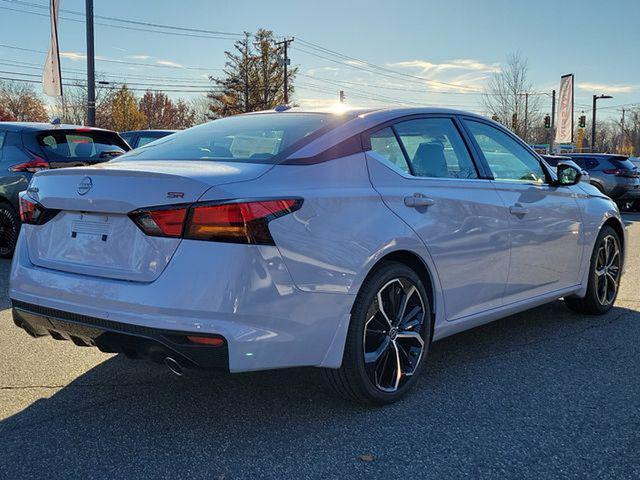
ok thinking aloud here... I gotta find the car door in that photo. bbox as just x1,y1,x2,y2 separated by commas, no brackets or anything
365,115,511,321
461,117,583,303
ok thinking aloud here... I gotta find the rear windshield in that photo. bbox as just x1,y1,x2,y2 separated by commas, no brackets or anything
116,113,340,164
37,130,129,161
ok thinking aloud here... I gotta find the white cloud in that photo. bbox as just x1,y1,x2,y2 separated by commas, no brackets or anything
305,66,340,76
129,55,152,60
577,82,635,94
61,51,86,61
156,60,184,68
385,57,500,92
390,58,501,75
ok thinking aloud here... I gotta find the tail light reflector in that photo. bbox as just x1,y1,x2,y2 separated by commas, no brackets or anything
18,192,59,225
603,169,620,175
132,207,188,238
9,150,49,173
130,198,302,245
186,335,225,347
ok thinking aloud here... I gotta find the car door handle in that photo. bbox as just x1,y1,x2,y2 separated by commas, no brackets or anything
509,204,529,216
404,194,435,208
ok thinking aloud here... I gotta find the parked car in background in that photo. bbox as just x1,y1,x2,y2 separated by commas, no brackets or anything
10,108,625,405
541,154,573,166
119,130,176,149
0,122,130,258
561,153,640,209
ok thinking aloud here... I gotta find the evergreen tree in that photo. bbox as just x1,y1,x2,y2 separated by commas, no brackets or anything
207,30,297,118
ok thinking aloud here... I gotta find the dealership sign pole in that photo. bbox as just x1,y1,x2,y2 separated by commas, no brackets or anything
554,74,574,148
42,0,62,97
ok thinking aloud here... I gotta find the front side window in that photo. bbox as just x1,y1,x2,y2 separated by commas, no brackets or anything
464,120,545,183
369,127,410,174
394,118,478,179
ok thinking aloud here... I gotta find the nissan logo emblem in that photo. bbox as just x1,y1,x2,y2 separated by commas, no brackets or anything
77,176,93,195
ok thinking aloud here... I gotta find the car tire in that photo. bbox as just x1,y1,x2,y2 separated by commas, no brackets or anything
0,202,19,259
565,225,621,315
323,261,432,405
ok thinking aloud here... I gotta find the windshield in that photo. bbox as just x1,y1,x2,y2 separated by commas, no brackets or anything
116,113,339,164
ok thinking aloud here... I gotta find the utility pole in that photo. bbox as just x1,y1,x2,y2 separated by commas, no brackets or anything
621,108,626,154
276,37,294,104
592,94,613,152
550,89,556,153
524,92,529,142
243,33,250,113
85,0,96,126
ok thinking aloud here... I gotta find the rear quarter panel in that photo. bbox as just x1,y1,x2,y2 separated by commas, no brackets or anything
197,152,443,301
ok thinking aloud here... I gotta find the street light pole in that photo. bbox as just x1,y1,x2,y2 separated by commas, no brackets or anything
591,94,613,152
85,0,96,126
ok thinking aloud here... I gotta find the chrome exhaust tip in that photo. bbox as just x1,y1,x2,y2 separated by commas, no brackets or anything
164,356,184,376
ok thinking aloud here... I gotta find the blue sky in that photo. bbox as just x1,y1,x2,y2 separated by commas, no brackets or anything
0,0,638,119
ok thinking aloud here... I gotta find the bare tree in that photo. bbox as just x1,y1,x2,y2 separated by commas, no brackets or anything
190,94,212,125
50,78,113,125
481,52,542,141
0,81,48,122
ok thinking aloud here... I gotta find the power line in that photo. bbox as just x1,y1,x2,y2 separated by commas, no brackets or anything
0,59,213,84
295,38,482,92
0,43,222,71
0,75,214,93
0,69,221,90
0,0,242,39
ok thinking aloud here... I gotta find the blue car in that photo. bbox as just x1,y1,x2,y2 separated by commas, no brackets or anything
0,122,129,257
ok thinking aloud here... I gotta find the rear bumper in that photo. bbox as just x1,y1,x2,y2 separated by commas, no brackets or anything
12,300,229,371
9,232,355,372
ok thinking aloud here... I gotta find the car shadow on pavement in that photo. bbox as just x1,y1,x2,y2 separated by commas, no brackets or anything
2,300,639,479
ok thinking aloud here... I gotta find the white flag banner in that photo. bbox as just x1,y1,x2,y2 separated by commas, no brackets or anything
555,73,574,144
42,0,62,97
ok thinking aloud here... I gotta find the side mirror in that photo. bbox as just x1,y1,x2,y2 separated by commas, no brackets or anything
556,161,583,186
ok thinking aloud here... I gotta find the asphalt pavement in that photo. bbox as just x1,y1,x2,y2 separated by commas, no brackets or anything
1,215,639,479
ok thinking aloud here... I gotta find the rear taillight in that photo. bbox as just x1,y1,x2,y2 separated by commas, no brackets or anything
9,150,49,173
18,192,59,225
129,198,302,245
603,169,620,175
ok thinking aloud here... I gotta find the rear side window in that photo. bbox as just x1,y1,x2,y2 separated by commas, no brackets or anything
394,118,477,179
118,113,342,164
137,135,160,148
119,133,135,147
369,127,410,174
37,130,128,161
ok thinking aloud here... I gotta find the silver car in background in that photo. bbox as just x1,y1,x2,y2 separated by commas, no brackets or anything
10,108,625,404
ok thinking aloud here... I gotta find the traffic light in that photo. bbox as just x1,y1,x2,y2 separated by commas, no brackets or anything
578,114,586,128
511,113,517,130
544,114,551,129
339,90,346,103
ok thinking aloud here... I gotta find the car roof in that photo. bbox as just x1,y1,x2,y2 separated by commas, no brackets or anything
246,106,485,120
0,122,114,133
120,129,177,134
564,153,628,158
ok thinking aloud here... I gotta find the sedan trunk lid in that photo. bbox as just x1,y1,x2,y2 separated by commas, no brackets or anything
23,160,272,282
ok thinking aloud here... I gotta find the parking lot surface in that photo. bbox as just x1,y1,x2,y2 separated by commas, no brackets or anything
1,215,639,480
